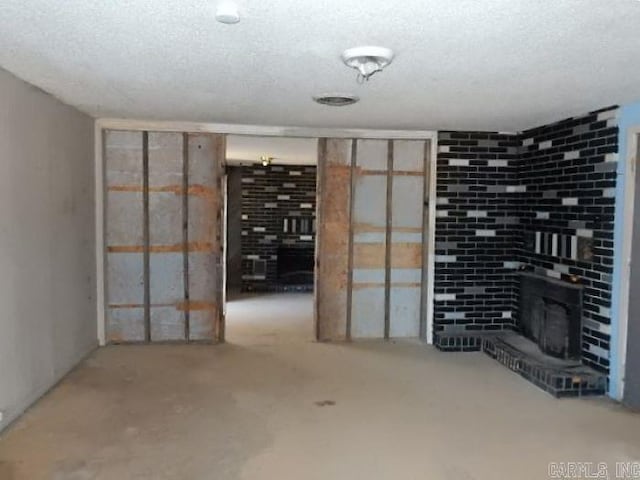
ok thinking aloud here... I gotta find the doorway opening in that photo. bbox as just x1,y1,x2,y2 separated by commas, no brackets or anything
224,135,318,343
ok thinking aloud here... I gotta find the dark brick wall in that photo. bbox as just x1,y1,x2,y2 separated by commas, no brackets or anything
226,167,243,291
434,106,619,375
240,164,316,290
434,132,521,336
516,106,618,373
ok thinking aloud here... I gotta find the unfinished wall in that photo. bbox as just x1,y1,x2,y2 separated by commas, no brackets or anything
0,69,96,431
316,138,430,341
105,131,225,343
316,139,352,341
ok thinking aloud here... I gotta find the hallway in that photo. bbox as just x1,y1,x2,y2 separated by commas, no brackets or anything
225,293,314,345
1,294,640,479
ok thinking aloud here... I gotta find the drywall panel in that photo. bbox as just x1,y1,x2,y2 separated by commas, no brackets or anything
150,306,185,341
149,192,183,245
393,140,424,172
0,68,95,431
148,132,184,341
188,252,218,341
104,130,143,184
108,307,145,343
106,191,143,245
390,286,422,337
351,287,385,337
105,130,145,342
389,141,425,338
353,175,387,227
350,140,388,338
149,253,184,341
148,132,182,185
106,254,144,306
391,176,423,228
357,139,387,170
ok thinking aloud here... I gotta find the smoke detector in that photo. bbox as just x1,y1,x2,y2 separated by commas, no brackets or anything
313,94,359,107
342,46,395,83
215,1,240,24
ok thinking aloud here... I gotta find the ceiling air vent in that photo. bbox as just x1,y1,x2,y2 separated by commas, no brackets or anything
313,94,359,107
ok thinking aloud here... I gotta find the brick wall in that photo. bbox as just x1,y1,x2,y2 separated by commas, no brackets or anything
434,132,521,337
240,164,316,290
434,106,619,374
517,106,618,372
226,167,243,291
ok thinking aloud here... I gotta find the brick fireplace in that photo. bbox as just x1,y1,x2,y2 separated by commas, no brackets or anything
519,272,582,360
433,106,618,397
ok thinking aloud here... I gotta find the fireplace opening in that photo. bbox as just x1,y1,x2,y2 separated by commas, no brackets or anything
543,299,570,358
519,273,582,360
277,246,315,285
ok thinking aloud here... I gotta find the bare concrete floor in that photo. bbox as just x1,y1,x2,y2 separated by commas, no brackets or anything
1,293,640,479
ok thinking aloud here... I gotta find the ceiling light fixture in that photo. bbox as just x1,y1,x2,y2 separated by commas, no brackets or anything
260,155,273,166
215,1,240,24
313,93,359,107
342,46,395,84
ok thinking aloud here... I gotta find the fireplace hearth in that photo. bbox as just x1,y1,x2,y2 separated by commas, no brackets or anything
434,271,607,397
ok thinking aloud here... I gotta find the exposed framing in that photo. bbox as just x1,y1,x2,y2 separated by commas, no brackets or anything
221,168,228,338
142,132,151,341
95,118,437,346
95,124,106,346
425,138,437,343
384,140,394,339
420,140,433,340
313,138,326,341
616,127,640,398
345,139,357,340
214,134,227,342
182,133,191,340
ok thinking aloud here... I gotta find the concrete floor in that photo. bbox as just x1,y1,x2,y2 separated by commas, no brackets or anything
1,293,640,480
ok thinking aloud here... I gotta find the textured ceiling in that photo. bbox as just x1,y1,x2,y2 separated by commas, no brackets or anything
226,135,317,165
1,1,640,131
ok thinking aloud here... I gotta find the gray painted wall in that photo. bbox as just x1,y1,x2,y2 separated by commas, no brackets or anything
0,69,96,431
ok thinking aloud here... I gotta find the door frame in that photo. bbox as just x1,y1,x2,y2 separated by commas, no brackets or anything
95,118,437,346
614,128,640,399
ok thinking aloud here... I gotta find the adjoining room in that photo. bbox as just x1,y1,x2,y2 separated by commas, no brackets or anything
225,135,318,344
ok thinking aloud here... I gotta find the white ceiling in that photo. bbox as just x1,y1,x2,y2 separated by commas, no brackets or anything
226,135,317,165
1,1,640,132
